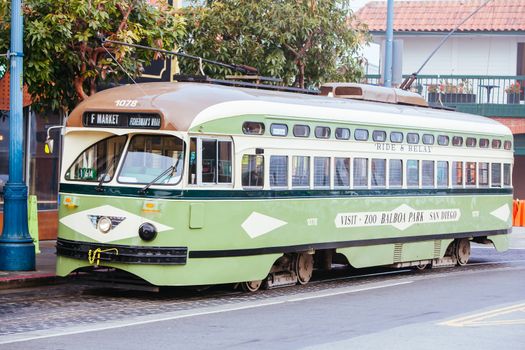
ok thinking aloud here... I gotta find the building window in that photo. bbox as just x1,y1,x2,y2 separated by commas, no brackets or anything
452,161,463,187
390,132,403,143
315,126,331,139
479,162,489,187
292,156,310,187
353,158,368,187
242,122,265,135
407,133,420,144
314,157,330,188
466,137,477,147
437,161,448,187
354,129,369,141
422,134,435,145
270,155,288,188
389,159,402,187
466,162,476,186
452,136,463,146
491,163,501,187
422,160,434,187
437,135,449,146
504,163,511,186
242,154,264,188
372,130,386,142
335,128,350,140
270,123,288,137
334,157,350,187
293,125,310,138
371,158,386,187
406,160,419,187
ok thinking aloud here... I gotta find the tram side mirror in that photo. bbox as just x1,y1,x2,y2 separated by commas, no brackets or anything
44,138,54,154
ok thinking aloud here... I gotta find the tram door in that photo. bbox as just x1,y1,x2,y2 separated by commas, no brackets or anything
188,137,233,186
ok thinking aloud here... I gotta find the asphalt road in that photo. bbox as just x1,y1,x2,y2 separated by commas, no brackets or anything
1,232,524,350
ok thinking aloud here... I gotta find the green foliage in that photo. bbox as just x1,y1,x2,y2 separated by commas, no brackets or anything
0,0,185,112
180,0,369,88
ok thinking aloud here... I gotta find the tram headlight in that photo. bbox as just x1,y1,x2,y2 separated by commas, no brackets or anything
139,223,157,241
97,216,112,233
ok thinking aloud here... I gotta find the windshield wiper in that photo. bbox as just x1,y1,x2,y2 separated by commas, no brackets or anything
138,165,176,195
95,161,116,192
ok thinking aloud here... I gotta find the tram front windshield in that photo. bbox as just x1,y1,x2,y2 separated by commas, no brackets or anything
118,135,185,185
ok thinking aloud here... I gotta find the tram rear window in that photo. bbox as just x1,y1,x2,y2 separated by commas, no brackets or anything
65,135,127,182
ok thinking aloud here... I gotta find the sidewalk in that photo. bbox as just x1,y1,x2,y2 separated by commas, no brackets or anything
0,240,60,290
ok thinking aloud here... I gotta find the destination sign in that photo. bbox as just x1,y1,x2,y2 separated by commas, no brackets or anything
83,112,162,129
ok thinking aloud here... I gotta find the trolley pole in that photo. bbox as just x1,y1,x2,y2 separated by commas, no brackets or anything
0,0,35,270
383,0,394,87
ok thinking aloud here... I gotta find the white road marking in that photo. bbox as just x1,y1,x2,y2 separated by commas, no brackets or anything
0,280,411,345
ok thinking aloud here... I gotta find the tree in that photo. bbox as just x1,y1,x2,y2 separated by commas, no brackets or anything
180,0,369,89
0,0,185,113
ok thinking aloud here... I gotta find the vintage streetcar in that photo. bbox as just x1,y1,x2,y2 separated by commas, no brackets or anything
54,81,513,291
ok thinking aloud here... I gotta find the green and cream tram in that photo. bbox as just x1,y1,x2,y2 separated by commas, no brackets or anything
55,82,513,290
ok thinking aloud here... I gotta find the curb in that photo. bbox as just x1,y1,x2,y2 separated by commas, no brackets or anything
0,273,64,290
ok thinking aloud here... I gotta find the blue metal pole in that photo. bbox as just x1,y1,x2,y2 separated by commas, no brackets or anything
0,0,35,270
384,0,394,87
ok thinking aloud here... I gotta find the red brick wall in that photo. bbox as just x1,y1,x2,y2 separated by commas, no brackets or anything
0,210,58,241
491,117,525,134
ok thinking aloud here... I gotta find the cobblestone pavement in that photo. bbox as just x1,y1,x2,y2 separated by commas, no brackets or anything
0,246,524,339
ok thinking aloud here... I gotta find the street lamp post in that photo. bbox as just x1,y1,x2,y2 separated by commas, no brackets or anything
0,0,35,270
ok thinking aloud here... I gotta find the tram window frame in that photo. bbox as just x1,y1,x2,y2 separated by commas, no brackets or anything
242,154,264,189
390,132,403,143
406,160,419,188
292,156,310,188
422,160,435,187
466,137,477,147
353,158,368,187
479,138,489,148
371,158,386,187
335,128,351,140
314,157,330,188
491,163,501,187
354,129,369,141
199,138,233,185
437,161,449,187
504,140,512,150
293,124,310,138
492,139,502,149
422,134,435,145
388,159,402,187
407,133,420,144
270,123,288,137
437,135,449,146
314,126,331,139
452,136,464,147
372,130,387,142
242,122,265,135
479,162,489,187
269,155,288,188
452,161,463,187
334,157,351,187
465,162,476,186
503,163,511,186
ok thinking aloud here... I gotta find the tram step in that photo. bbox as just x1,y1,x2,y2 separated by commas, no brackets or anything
266,271,297,289
431,256,457,268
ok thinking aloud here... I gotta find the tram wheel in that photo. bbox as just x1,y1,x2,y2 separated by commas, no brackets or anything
295,252,314,285
454,238,471,266
416,263,428,270
240,280,263,292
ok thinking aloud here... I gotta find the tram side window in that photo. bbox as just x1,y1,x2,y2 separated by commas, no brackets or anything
372,131,386,142
422,160,434,187
504,163,511,186
466,137,477,147
390,132,403,143
371,159,386,187
242,155,264,188
407,133,419,144
437,135,449,146
422,134,435,145
389,159,402,187
479,138,489,148
188,138,197,184
406,160,419,187
335,128,350,140
201,140,232,184
270,156,288,188
492,139,502,149
335,158,350,187
314,157,330,188
354,129,369,141
479,162,489,187
437,161,448,187
292,156,310,187
452,161,463,187
353,158,368,187
465,162,476,186
491,163,501,187
452,136,464,147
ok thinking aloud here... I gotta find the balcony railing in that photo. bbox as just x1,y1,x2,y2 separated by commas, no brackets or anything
363,75,525,117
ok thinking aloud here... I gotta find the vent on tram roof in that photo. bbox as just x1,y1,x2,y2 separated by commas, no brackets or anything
320,83,428,108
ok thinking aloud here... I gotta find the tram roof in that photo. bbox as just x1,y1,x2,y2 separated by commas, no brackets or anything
67,82,511,136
